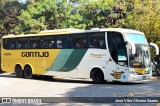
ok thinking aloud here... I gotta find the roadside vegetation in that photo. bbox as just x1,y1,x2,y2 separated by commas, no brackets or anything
0,0,160,46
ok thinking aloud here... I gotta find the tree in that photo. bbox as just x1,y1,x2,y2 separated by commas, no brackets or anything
0,0,24,36
14,0,72,34
126,0,160,46
66,0,127,29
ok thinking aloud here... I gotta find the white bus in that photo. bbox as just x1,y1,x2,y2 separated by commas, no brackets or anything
1,28,159,83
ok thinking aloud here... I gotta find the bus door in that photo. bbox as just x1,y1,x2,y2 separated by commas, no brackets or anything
116,44,128,80
107,32,128,81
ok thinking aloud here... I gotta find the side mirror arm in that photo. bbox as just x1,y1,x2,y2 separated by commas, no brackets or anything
150,43,159,55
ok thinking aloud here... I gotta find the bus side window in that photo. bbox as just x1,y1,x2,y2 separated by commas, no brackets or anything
49,41,54,48
80,39,86,48
28,37,40,49
19,38,28,49
42,41,48,48
72,37,80,48
10,42,15,49
100,40,105,49
7,39,15,49
57,41,62,48
69,35,75,48
24,42,28,48
74,34,87,49
89,32,106,49
62,36,69,48
15,41,21,49
56,36,63,48
32,41,38,48
3,39,9,49
89,39,99,48
76,41,80,48
56,36,69,49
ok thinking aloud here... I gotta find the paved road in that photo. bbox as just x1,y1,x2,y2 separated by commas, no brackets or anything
0,73,160,106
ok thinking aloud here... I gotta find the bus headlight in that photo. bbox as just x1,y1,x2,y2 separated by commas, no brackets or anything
130,71,138,75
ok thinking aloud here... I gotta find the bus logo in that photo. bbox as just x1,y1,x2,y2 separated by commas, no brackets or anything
111,72,124,79
22,52,49,57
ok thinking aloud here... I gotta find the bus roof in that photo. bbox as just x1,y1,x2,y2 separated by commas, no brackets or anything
2,28,144,39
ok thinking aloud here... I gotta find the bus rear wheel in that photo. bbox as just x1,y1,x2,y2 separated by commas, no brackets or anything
15,65,24,78
91,69,105,84
24,66,33,79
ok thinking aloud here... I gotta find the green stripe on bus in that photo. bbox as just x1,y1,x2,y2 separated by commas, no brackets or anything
47,49,74,71
58,49,88,72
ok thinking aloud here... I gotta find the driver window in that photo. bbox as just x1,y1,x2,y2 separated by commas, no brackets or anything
107,32,127,66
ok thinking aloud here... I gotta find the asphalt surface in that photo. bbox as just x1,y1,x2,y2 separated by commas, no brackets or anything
0,72,160,106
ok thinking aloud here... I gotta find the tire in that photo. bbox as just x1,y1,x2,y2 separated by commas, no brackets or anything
15,65,24,78
24,66,33,79
91,69,105,84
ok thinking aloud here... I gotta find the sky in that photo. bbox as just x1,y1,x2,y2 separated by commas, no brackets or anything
19,0,27,3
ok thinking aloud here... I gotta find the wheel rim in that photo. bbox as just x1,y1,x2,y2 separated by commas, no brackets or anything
24,67,32,78
25,69,31,77
95,72,103,81
16,66,23,77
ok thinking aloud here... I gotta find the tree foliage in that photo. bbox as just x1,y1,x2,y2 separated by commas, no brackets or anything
126,0,160,46
14,0,72,34
0,0,24,36
66,0,127,29
0,0,160,49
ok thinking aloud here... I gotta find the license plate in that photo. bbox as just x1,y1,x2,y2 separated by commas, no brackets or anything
143,76,146,80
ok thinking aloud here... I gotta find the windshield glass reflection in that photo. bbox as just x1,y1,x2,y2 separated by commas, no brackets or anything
129,44,150,68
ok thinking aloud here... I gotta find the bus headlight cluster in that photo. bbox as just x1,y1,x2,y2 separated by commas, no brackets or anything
130,71,138,75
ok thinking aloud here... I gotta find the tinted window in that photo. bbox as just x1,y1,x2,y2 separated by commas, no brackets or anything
55,36,69,49
28,37,40,49
3,39,9,49
3,38,16,49
2,32,106,50
107,32,127,66
89,32,106,49
40,36,54,48
15,38,28,49
70,34,87,49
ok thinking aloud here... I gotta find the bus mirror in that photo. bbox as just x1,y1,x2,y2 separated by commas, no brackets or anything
150,43,159,55
126,41,136,55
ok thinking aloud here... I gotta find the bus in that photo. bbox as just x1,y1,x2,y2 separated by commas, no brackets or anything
1,28,159,83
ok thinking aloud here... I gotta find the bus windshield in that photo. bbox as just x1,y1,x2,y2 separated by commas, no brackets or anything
127,33,151,68
127,33,147,44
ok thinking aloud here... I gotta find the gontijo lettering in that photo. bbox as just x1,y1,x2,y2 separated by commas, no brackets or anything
22,52,49,57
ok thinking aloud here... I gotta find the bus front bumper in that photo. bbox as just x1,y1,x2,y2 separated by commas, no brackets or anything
128,74,151,82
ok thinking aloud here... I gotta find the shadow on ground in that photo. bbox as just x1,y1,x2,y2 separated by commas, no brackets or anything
0,72,150,85
0,73,159,106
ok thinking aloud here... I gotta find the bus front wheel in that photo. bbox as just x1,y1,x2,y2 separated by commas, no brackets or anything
91,69,105,84
15,65,24,78
24,66,33,79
